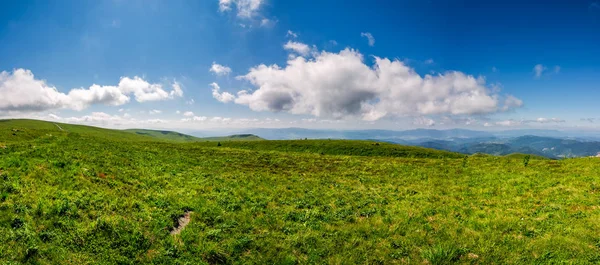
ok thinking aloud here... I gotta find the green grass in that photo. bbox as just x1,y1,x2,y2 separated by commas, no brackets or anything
504,153,550,160
193,139,464,158
2,119,600,264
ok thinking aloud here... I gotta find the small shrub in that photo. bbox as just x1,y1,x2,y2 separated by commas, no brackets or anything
523,155,531,167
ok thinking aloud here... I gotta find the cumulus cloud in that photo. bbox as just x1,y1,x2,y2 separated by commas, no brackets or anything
283,41,312,56
50,112,128,124
502,95,523,111
210,82,235,103
149,109,162,115
361,32,375,46
0,68,182,113
210,62,232,76
231,48,522,121
183,111,194,117
218,0,263,18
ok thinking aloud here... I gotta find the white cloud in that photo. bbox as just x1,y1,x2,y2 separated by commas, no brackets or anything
496,120,521,126
361,32,375,46
283,41,312,56
502,95,523,111
210,82,235,103
260,18,276,27
424,59,434,64
176,110,181,114
149,109,162,115
286,30,298,38
0,69,181,113
183,111,194,117
171,81,183,97
494,117,565,127
531,117,564,123
218,0,264,18
210,62,232,76
219,0,233,11
413,116,435,127
186,99,195,105
232,47,521,121
533,64,547,78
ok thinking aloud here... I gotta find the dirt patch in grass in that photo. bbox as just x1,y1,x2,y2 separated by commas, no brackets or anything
170,211,192,235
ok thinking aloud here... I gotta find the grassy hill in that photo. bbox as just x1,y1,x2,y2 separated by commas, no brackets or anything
124,129,202,142
200,134,264,142
3,119,600,264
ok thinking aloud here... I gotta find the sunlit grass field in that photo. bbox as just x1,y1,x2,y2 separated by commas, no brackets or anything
2,119,600,264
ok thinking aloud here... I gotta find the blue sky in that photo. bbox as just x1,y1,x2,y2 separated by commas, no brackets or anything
1,0,599,130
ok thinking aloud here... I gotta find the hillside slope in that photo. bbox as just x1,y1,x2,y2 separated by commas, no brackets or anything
124,129,202,142
2,120,600,264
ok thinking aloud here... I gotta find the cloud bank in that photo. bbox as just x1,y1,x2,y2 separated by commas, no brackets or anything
0,69,182,113
224,44,522,121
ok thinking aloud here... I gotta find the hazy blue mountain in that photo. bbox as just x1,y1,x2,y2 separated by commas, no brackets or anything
227,128,600,158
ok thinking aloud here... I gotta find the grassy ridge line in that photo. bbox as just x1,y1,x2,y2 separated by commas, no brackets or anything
200,134,264,142
0,119,262,143
193,139,466,159
123,129,202,142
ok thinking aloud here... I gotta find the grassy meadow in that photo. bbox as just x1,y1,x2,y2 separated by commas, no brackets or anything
2,119,600,264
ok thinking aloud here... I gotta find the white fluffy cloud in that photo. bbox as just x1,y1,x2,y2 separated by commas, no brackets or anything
283,41,312,56
209,62,232,76
0,69,182,113
361,32,375,46
210,82,235,103
502,95,524,111
183,111,195,117
218,0,263,18
231,48,521,121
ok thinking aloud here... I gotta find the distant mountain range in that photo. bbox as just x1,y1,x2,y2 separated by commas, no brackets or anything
229,128,600,159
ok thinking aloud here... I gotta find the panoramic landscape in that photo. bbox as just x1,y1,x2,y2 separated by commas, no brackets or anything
2,0,600,264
